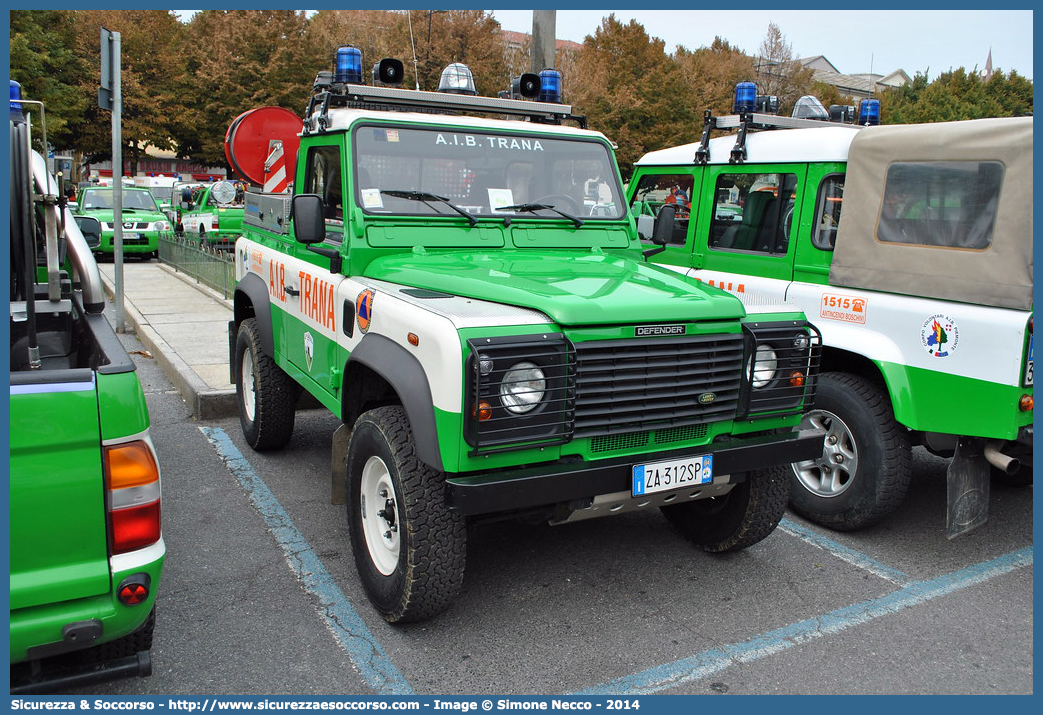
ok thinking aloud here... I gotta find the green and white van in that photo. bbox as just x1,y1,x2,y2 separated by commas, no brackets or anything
173,180,245,248
630,102,1032,538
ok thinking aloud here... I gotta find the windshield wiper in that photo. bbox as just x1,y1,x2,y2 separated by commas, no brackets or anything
499,203,584,228
381,189,478,227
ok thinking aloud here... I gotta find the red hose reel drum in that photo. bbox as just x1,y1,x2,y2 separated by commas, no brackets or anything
224,106,303,190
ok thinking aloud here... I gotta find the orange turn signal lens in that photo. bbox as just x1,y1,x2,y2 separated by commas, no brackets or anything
789,371,806,387
473,402,493,421
105,441,160,489
1019,394,1033,412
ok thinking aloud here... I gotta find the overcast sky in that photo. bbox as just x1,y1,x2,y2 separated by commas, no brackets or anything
489,9,1033,81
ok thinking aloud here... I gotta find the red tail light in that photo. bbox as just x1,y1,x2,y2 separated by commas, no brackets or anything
212,215,220,230
104,440,161,556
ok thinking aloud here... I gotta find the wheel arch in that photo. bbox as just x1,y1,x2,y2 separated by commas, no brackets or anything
233,272,274,357
344,333,443,472
819,345,914,431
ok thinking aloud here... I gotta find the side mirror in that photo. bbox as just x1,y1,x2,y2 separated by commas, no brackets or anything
643,204,676,261
74,215,103,249
291,194,326,245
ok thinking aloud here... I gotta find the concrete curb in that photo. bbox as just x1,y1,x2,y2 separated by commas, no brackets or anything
100,263,238,420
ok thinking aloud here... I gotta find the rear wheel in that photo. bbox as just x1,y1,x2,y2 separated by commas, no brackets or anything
235,318,298,450
660,465,788,552
347,406,466,623
789,372,912,530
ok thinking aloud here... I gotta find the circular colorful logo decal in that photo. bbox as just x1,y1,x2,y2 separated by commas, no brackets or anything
356,289,374,334
920,314,960,358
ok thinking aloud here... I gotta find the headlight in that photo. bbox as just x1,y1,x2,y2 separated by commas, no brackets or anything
748,345,778,388
500,361,546,414
154,220,171,231
103,222,114,230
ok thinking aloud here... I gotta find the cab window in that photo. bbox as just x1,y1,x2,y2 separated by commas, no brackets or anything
709,172,797,254
628,173,693,245
303,144,344,240
813,174,844,250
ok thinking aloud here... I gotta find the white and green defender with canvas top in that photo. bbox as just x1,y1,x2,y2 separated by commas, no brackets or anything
629,84,1032,538
229,50,824,623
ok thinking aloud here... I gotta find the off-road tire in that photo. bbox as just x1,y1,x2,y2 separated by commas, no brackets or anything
347,405,466,623
235,317,298,450
660,464,788,552
788,372,912,530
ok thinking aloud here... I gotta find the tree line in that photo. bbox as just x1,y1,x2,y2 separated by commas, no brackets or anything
10,10,1033,180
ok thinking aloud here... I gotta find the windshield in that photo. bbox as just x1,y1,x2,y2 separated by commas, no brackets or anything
81,188,160,212
353,125,625,221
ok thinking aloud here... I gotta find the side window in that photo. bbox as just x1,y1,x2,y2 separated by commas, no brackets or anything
628,173,693,246
709,172,797,254
304,144,344,239
878,161,1002,250
813,174,844,250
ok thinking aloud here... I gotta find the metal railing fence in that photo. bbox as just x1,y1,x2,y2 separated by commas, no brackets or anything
158,235,236,299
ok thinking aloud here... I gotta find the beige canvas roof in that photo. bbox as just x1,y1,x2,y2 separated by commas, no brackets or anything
830,116,1033,310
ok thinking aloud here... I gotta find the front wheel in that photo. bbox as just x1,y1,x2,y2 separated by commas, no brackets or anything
347,406,466,623
660,465,788,552
788,372,912,530
235,318,298,450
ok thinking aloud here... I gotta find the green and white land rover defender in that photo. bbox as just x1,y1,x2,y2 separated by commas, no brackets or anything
229,52,825,623
9,85,164,691
629,89,1032,538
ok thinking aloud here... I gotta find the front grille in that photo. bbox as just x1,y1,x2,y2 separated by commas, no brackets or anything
123,236,150,245
573,334,744,439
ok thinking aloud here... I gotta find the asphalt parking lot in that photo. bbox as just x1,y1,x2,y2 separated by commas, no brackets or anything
64,333,1033,697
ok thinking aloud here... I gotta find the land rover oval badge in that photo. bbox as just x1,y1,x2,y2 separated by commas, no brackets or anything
698,392,717,405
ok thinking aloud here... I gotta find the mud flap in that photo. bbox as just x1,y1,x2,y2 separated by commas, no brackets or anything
946,437,990,539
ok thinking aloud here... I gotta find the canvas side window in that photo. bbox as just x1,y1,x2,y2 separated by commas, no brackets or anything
304,144,344,240
877,161,1003,250
628,173,693,245
812,174,844,250
709,173,797,254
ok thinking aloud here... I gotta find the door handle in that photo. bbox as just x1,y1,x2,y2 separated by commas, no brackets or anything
284,286,300,297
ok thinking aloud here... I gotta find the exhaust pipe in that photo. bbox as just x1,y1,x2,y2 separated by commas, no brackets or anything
984,441,1019,475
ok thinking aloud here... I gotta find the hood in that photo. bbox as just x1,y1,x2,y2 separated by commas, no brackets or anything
77,208,166,223
364,250,744,326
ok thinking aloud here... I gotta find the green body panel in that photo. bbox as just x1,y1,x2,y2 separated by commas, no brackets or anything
791,162,846,284
9,386,110,611
363,249,746,326
10,556,164,663
881,360,1031,439
97,370,152,440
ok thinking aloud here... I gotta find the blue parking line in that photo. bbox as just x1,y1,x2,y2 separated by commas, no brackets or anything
200,426,413,696
777,517,911,585
576,546,1032,695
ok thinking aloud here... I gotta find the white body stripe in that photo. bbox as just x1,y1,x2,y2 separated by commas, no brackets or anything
238,238,555,414
685,267,1028,387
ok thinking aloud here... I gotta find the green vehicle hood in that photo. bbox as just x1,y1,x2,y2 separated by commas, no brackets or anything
77,207,166,224
364,250,744,326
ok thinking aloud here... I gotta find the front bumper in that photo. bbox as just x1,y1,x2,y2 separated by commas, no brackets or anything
445,428,823,516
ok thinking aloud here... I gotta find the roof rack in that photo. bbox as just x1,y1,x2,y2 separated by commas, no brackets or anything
695,111,862,165
304,83,587,135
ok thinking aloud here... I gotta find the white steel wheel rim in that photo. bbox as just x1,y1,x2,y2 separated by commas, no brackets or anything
360,456,401,576
240,349,257,422
792,409,858,498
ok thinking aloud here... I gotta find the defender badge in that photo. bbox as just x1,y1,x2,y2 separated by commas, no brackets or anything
636,324,685,337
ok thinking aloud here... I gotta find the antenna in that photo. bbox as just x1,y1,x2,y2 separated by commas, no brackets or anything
407,10,421,90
